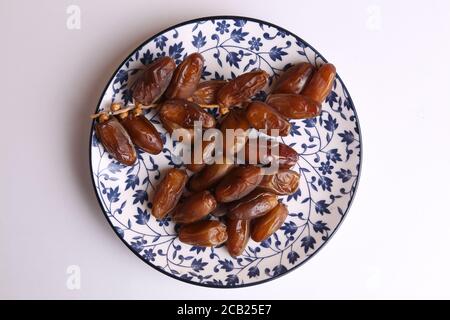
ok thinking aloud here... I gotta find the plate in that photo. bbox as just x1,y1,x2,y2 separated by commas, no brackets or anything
89,16,362,288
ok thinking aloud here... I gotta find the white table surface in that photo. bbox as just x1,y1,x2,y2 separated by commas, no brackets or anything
1,0,450,299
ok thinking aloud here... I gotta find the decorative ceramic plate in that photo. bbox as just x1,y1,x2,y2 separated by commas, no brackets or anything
89,16,362,288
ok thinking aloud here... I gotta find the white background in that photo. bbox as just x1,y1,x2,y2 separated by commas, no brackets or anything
1,0,450,299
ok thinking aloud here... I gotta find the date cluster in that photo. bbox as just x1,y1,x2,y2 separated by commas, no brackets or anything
93,51,336,256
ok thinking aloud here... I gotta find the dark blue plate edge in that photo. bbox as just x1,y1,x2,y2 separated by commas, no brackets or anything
88,15,363,289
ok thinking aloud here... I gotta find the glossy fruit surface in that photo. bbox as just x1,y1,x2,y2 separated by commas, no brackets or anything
272,62,314,94
172,191,217,224
246,101,291,136
178,220,228,247
119,113,163,154
152,168,188,219
228,190,278,220
251,203,288,242
215,165,263,203
266,93,321,119
131,56,176,105
302,63,336,104
165,53,205,99
95,117,137,166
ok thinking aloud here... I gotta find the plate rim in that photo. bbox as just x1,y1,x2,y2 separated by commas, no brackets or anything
88,15,363,289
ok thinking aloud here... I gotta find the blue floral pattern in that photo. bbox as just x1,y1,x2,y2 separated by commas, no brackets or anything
90,17,362,288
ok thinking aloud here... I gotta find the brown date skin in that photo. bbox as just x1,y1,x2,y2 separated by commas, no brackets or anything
95,117,137,166
251,203,288,242
171,190,217,224
178,220,228,247
165,53,205,99
210,204,228,217
131,56,176,105
258,169,300,195
159,99,216,129
228,190,278,220
118,113,163,154
302,63,336,104
246,101,291,136
266,93,321,119
220,109,251,155
272,62,314,94
226,217,250,257
152,168,188,219
185,161,205,173
159,117,195,144
220,109,251,133
217,70,269,108
190,80,227,104
244,139,298,169
215,165,263,203
188,161,235,192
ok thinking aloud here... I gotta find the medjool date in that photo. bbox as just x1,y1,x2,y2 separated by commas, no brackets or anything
178,220,228,247
215,165,263,203
131,56,176,105
272,62,314,94
302,63,336,104
190,80,227,104
226,217,250,257
95,115,137,166
159,99,216,129
228,190,278,220
217,70,268,112
251,203,288,242
244,139,298,169
246,101,291,136
257,169,300,195
172,191,217,224
152,168,188,219
266,93,321,119
165,53,205,99
118,109,163,154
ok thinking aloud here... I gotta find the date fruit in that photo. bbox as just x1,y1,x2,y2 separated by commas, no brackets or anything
217,70,269,109
152,168,188,219
228,190,278,220
165,53,205,99
159,99,216,130
245,139,298,169
226,217,250,257
302,63,336,104
215,165,263,203
131,56,176,105
118,112,163,154
251,203,288,242
246,101,291,136
95,116,137,166
188,161,235,192
272,62,314,94
266,93,321,119
258,169,300,195
178,220,228,247
172,190,217,224
190,80,227,104
210,204,228,218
